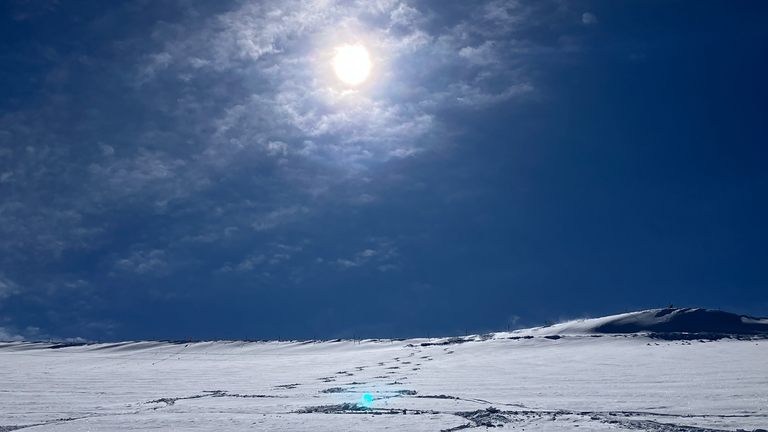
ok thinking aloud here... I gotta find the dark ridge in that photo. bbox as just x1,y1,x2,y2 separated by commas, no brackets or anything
45,343,90,349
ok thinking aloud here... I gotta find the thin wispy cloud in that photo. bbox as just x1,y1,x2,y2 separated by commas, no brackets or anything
1,1,536,271
135,0,533,173
0,0,593,339
332,238,399,270
0,275,20,300
582,12,597,25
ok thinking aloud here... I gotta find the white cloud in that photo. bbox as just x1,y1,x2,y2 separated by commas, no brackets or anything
227,242,303,273
459,41,499,65
390,3,423,27
336,258,358,267
252,205,309,231
114,250,168,275
275,243,303,252
182,233,220,243
236,254,265,271
356,193,375,204
138,52,172,84
334,238,399,270
64,279,88,289
270,253,291,265
582,12,597,25
267,141,289,156
98,142,114,156
87,148,197,203
0,327,24,341
438,81,533,109
377,264,399,272
470,0,531,37
0,275,20,300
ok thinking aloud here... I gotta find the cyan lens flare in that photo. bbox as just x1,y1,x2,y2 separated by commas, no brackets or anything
361,393,373,408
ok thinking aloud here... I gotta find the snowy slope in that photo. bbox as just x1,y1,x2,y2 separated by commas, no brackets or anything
513,308,768,337
0,309,766,431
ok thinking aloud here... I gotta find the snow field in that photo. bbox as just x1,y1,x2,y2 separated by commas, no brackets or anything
1,332,766,431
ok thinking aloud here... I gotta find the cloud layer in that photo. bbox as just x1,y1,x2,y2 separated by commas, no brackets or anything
0,0,553,338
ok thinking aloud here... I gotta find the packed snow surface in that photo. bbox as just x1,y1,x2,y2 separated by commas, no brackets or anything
1,308,766,431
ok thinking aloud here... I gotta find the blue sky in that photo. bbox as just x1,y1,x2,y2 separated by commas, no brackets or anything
1,0,766,342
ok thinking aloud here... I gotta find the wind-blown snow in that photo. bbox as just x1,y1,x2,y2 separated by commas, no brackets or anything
1,309,766,431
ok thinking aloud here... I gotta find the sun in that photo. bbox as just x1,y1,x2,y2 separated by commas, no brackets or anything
333,45,371,85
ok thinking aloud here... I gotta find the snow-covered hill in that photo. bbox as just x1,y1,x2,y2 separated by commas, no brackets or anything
522,307,768,337
1,309,766,431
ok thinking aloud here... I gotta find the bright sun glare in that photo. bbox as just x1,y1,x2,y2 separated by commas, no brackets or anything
333,45,371,85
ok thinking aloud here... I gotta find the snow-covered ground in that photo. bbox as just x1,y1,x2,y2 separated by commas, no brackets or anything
1,309,766,431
